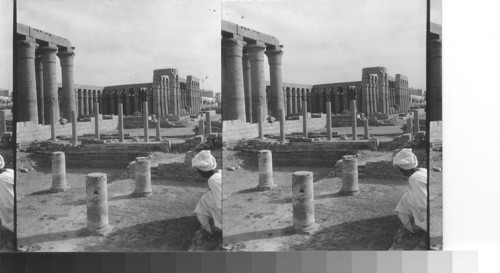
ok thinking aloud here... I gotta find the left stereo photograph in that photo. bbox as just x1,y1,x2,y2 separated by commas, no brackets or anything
14,0,222,252
0,0,15,252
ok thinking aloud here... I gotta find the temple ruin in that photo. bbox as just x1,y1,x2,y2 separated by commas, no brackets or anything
221,21,412,124
16,24,203,126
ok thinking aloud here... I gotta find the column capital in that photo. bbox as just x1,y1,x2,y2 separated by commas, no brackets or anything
246,42,266,61
39,44,59,63
222,38,245,58
265,47,283,65
17,39,38,59
57,49,76,67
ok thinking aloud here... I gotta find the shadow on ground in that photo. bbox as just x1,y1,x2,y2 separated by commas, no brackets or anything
84,216,199,252
288,215,401,251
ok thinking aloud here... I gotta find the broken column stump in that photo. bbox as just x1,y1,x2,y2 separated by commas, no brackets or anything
131,157,152,197
51,151,68,192
86,173,112,235
198,119,205,136
258,150,276,190
292,171,319,234
339,155,359,196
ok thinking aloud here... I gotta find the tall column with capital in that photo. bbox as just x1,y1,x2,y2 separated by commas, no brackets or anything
291,88,297,114
223,38,246,122
286,88,292,116
35,54,44,124
57,49,75,120
265,47,284,118
83,90,89,116
89,91,95,115
247,42,267,123
242,53,252,123
77,90,83,117
17,39,38,123
40,44,59,123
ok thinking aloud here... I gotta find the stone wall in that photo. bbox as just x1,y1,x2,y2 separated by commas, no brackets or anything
223,115,327,142
234,139,377,167
157,149,222,182
330,114,364,127
123,116,156,129
17,116,119,144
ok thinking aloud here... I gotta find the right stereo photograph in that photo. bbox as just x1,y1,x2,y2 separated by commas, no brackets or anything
221,0,436,251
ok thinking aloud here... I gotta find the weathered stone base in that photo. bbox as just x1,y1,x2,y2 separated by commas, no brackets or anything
293,223,320,235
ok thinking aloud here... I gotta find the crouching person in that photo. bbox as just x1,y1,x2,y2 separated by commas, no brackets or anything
191,150,221,249
391,148,428,250
0,155,14,233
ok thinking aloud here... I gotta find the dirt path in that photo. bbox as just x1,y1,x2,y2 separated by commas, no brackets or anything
222,150,411,251
16,153,209,252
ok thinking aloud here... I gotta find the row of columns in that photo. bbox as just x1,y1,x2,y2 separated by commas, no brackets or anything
222,36,284,123
17,37,75,125
256,150,360,234
395,76,410,113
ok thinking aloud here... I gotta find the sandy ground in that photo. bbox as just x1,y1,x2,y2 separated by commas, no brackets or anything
429,122,443,249
222,150,417,251
15,117,221,252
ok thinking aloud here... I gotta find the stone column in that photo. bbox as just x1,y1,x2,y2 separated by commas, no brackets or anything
71,111,77,145
86,173,111,235
143,101,149,142
334,91,341,114
221,49,227,120
50,107,56,141
0,111,6,135
57,49,75,120
109,91,115,115
306,89,311,113
39,44,59,120
155,117,161,141
286,88,292,116
51,151,68,192
292,171,319,234
291,88,297,114
132,157,152,197
258,150,276,190
406,117,413,139
89,90,95,115
125,92,131,115
35,54,45,124
317,90,323,114
223,38,246,122
412,109,420,133
243,53,252,123
17,39,38,123
279,108,285,144
364,118,370,139
258,106,263,139
205,111,212,135
118,104,124,142
326,102,332,141
94,102,100,140
303,100,308,138
351,100,357,140
198,119,205,136
297,89,303,114
339,155,359,196
247,42,267,123
265,47,284,118
83,90,89,116
77,90,83,117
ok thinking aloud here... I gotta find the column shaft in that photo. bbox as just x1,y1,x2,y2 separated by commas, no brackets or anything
40,44,59,123
17,40,38,123
265,48,284,118
247,43,267,123
223,38,246,122
57,50,76,120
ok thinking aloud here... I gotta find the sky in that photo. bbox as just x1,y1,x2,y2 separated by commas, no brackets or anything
17,0,221,92
223,0,427,90
0,0,13,91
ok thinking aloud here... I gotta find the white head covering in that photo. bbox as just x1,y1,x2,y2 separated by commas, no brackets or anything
0,155,4,169
393,148,418,170
192,150,217,172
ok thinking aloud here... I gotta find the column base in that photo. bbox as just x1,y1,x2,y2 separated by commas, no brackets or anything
50,186,69,193
256,184,277,191
130,190,152,198
86,225,113,236
338,188,360,196
293,222,320,235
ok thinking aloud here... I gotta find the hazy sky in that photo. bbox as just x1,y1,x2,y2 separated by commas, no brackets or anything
0,0,13,90
223,0,427,89
17,0,221,91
